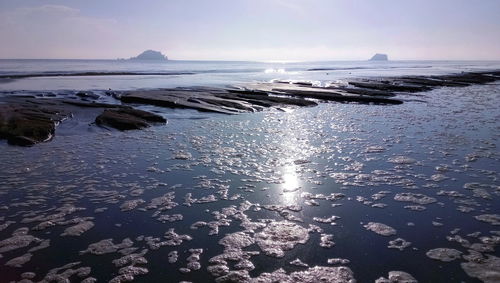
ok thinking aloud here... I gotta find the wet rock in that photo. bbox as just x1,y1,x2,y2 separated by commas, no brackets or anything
163,228,192,246
0,101,69,146
168,251,178,263
404,205,426,211
348,80,430,92
0,228,41,253
80,238,133,255
219,232,255,249
253,266,355,283
320,234,335,248
364,222,397,236
255,221,309,258
388,238,411,251
76,91,99,99
112,249,148,267
290,258,309,267
40,262,92,282
313,216,340,225
61,220,95,236
186,248,203,271
21,272,36,279
173,151,193,160
388,156,416,165
327,258,350,265
394,193,437,205
95,108,166,131
121,89,243,114
110,265,148,283
215,270,251,282
375,271,417,283
207,264,230,278
426,248,462,262
5,253,32,267
157,214,183,223
475,214,500,225
461,255,500,283
120,199,145,212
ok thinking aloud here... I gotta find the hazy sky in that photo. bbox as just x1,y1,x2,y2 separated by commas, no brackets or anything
1,0,499,60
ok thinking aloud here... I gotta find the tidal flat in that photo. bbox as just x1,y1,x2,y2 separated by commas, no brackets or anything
0,81,499,282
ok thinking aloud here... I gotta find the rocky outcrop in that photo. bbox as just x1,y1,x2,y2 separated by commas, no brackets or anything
95,109,166,130
0,98,167,146
0,101,70,146
130,50,168,60
369,53,388,61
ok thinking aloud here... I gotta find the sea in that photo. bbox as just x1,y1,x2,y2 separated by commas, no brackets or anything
0,59,499,282
1,59,500,91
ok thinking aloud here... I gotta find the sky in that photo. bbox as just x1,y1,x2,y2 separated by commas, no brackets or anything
0,0,499,61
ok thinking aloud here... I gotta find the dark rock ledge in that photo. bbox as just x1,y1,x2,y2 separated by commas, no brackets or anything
95,108,166,131
0,99,166,146
118,70,500,113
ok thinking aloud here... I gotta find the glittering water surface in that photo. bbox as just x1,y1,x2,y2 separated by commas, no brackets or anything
0,83,499,282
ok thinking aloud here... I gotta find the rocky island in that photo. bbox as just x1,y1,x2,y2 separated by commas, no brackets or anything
369,53,389,61
130,50,168,60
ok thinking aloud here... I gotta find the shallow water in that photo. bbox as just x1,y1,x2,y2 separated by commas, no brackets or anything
1,59,500,92
0,80,499,282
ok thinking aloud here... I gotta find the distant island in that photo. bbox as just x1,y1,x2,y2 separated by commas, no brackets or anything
369,53,388,61
130,50,168,60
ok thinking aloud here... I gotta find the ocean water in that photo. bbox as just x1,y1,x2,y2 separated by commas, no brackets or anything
1,59,500,91
0,60,499,282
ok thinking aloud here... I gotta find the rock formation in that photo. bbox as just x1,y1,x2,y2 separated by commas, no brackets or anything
130,50,168,60
369,53,388,61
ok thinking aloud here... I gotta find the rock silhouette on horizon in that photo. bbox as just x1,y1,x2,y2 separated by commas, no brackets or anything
130,50,168,60
369,53,388,61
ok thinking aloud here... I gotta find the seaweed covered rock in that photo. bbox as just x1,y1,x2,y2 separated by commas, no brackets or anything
95,108,166,131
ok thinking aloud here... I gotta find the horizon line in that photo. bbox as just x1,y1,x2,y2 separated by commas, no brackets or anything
1,58,500,63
